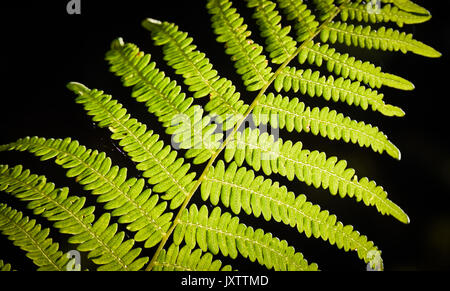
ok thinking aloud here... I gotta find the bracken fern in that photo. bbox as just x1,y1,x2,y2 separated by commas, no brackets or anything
0,0,440,271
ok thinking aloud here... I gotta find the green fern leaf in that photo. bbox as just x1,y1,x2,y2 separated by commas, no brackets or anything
142,19,221,99
340,2,431,27
225,128,409,223
279,0,416,91
0,204,70,271
202,160,382,263
0,259,13,271
154,243,233,271
173,203,318,271
0,0,439,272
68,82,197,209
246,0,298,64
274,66,405,117
207,0,274,91
0,138,173,249
254,93,401,159
320,21,441,58
105,39,223,163
298,41,414,90
381,0,430,15
142,20,248,130
257,0,413,91
0,164,149,270
105,38,193,130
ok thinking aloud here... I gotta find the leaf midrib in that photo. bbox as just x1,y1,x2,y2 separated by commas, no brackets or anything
280,68,385,109
257,101,392,151
146,0,348,271
324,22,424,51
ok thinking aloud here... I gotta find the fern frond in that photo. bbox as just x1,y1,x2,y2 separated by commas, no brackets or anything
254,93,401,159
274,66,405,117
0,0,436,272
0,138,173,249
255,0,392,97
0,259,13,271
202,160,381,264
297,41,414,90
207,0,274,91
0,204,70,271
173,203,318,271
142,20,248,130
0,165,96,227
224,128,409,223
279,1,416,90
0,164,149,271
105,38,192,130
142,20,219,99
381,0,430,15
153,243,233,271
68,82,196,209
105,39,223,163
340,2,431,27
245,0,298,64
320,21,441,58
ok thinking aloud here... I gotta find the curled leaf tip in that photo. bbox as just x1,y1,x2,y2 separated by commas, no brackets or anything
66,82,89,94
142,18,163,31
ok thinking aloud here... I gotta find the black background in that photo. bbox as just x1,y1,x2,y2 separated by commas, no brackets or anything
0,0,449,272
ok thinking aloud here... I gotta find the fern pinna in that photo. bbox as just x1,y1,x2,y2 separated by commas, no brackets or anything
0,0,439,271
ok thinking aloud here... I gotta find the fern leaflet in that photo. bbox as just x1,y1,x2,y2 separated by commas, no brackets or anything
0,0,440,271
0,165,149,270
0,204,70,271
0,138,173,249
202,160,381,264
173,203,318,271
224,128,409,223
254,93,400,159
153,243,233,271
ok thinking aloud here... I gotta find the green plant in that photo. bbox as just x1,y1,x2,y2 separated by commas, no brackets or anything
0,0,440,271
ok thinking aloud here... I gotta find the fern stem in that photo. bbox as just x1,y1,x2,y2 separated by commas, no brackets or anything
145,1,348,271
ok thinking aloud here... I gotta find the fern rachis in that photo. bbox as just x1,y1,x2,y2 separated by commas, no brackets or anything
0,0,441,271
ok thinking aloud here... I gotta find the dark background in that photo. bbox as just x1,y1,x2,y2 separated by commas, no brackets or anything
0,0,449,272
